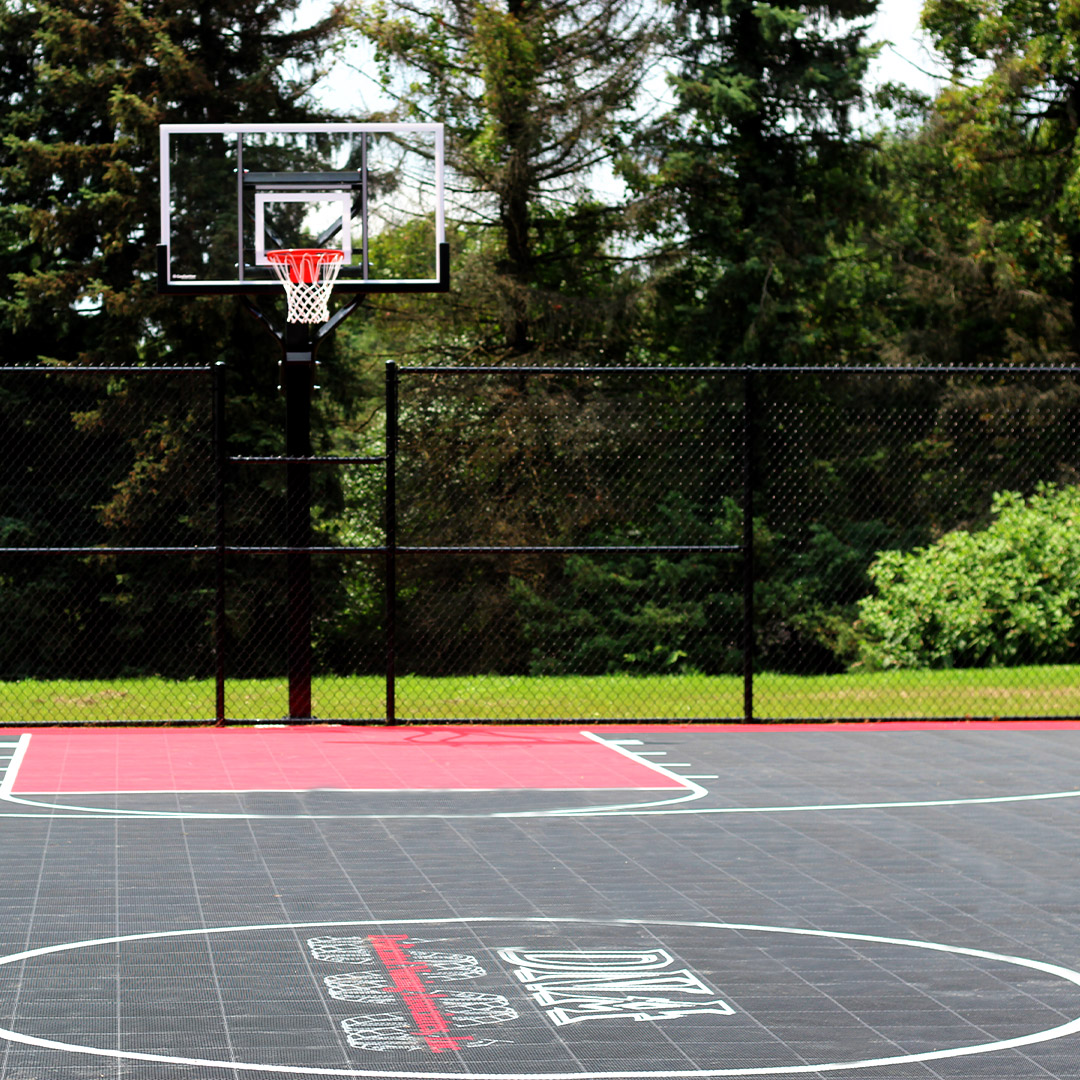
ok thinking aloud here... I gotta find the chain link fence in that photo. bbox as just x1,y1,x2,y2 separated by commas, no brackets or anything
2,364,1079,724
391,368,741,720
752,368,1080,719
0,367,218,722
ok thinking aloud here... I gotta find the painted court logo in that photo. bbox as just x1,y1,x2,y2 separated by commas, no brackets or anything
309,935,517,1053
497,948,734,1027
308,933,733,1054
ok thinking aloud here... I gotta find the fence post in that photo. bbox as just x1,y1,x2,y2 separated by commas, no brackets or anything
213,362,227,727
385,360,398,725
742,369,756,723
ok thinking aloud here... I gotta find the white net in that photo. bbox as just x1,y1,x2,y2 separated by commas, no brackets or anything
266,249,345,324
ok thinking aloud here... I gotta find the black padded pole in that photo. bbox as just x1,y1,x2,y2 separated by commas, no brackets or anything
284,324,314,720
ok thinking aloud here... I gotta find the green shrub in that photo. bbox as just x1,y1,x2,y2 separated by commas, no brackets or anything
855,484,1080,669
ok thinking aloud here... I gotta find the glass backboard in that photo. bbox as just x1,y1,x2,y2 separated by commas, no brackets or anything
158,123,447,295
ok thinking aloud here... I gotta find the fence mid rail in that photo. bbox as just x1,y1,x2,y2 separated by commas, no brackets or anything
2,363,1079,724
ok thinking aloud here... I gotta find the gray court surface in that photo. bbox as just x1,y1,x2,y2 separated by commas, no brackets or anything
2,725,1080,1080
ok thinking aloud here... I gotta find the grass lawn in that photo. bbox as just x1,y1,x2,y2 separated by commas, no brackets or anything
1,667,1079,724
754,666,1080,719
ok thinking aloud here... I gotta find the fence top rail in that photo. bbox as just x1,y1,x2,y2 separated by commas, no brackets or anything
229,455,386,466
1,546,219,555
1,365,213,374
8,363,1076,377
398,363,1080,377
396,545,741,555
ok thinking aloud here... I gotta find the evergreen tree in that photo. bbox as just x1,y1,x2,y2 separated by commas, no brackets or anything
642,0,881,366
340,0,667,675
0,0,353,679
355,0,658,360
1,0,347,346
878,0,1080,364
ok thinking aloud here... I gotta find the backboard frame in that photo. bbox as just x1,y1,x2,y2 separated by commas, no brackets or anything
157,122,448,296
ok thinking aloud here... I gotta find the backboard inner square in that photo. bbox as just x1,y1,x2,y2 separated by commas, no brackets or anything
254,191,352,267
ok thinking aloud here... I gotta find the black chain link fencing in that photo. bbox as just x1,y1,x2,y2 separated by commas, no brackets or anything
751,368,1080,719
0,367,218,722
391,367,742,721
2,363,1079,724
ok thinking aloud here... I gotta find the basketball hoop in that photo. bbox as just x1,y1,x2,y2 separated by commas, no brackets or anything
266,249,345,324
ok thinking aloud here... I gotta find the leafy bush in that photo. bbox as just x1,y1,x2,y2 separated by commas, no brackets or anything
855,484,1080,669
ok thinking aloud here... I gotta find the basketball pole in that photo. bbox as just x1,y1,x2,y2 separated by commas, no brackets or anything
243,292,365,723
279,298,364,722
158,121,448,724
284,322,315,721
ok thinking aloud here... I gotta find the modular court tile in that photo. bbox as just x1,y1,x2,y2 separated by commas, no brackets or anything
1,722,1080,1080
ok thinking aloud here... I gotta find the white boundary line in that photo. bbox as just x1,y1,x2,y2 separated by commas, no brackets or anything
609,789,1080,816
0,734,31,800
1,916,1079,1077
534,733,710,815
